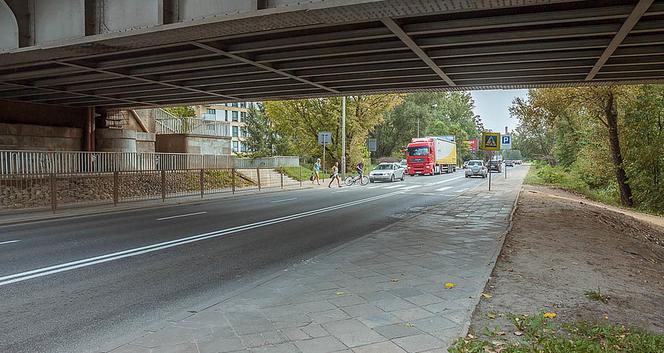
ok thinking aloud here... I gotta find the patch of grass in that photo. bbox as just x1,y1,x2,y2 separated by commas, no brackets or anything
524,163,621,207
585,289,610,304
276,166,313,182
449,311,664,353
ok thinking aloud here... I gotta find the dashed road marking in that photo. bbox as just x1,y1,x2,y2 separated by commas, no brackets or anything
271,198,297,203
157,212,207,221
0,240,21,246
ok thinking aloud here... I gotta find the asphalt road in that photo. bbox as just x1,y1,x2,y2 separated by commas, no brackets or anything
0,170,491,353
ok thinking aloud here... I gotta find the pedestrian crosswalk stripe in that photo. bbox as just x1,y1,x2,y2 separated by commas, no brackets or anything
400,185,420,190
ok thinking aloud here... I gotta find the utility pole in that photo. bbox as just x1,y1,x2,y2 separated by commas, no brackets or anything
341,96,346,178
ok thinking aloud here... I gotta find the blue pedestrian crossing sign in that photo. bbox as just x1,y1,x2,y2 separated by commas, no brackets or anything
482,132,500,151
501,135,511,150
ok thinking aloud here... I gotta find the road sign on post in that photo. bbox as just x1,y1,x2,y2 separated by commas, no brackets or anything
318,131,332,177
501,135,511,150
318,132,332,145
482,132,501,151
367,138,377,152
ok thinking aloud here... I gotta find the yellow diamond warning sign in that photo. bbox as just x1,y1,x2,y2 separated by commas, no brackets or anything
482,132,501,151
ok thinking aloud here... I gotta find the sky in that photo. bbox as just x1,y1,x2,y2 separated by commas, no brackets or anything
470,89,528,133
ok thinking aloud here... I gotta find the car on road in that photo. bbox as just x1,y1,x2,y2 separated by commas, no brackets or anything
465,160,487,178
505,160,514,167
488,159,502,173
369,162,405,182
399,159,409,174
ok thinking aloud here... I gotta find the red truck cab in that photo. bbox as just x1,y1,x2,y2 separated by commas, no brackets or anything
406,138,435,176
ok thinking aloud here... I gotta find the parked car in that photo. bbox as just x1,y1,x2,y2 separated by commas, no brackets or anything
505,160,514,167
465,160,487,178
369,163,405,182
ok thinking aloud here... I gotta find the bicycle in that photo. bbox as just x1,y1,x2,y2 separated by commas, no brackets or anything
344,174,370,186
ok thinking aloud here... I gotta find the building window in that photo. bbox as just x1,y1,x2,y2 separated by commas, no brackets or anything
240,112,247,121
232,141,238,152
206,108,215,114
232,111,239,122
241,127,248,138
232,126,239,137
240,102,246,108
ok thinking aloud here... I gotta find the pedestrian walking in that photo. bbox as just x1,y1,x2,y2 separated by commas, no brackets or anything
312,158,321,185
328,162,341,188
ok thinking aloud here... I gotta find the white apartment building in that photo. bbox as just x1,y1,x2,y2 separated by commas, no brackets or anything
195,102,257,154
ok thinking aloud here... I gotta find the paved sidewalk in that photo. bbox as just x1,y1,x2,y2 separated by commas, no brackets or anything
108,170,526,353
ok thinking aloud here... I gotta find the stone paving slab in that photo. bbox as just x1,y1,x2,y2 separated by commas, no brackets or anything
107,170,526,353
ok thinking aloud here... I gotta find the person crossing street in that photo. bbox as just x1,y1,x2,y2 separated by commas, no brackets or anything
328,162,341,188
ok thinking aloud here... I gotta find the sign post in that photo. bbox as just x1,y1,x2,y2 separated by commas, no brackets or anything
341,97,346,179
501,135,511,179
367,138,377,153
318,131,332,179
482,132,501,191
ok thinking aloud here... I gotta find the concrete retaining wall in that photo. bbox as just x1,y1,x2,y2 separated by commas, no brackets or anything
0,122,82,151
136,132,156,153
156,134,230,155
96,128,136,152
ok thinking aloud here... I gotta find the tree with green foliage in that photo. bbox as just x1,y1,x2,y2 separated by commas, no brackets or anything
264,95,400,170
163,106,196,118
374,92,480,161
244,103,285,157
512,85,664,211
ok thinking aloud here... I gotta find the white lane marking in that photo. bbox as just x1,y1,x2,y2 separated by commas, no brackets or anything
157,212,207,221
271,198,297,203
454,188,468,193
431,176,463,185
383,184,407,189
400,185,421,191
0,191,402,287
0,240,21,246
436,186,452,192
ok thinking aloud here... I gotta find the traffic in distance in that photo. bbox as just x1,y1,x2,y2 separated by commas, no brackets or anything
350,135,517,185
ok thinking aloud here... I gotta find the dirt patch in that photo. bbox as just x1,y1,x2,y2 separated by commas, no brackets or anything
469,185,664,338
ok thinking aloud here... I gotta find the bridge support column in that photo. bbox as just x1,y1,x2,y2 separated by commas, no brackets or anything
83,107,96,151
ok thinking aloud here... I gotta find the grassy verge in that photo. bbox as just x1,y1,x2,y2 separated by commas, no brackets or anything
524,163,621,207
276,166,313,182
450,311,664,353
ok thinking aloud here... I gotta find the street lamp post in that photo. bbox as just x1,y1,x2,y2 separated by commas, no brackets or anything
341,96,346,178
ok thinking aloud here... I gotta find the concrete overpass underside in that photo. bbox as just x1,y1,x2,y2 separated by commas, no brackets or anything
0,0,663,110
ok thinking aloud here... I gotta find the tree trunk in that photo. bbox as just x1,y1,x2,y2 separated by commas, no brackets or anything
605,91,633,207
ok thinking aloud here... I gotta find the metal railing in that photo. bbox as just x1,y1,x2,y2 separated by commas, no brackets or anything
0,151,298,176
0,150,235,175
155,117,230,137
0,167,303,212
0,151,302,212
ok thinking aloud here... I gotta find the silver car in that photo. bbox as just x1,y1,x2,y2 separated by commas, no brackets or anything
465,160,487,178
369,163,405,182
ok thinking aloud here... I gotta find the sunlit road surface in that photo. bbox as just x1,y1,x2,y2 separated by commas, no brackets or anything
0,170,493,353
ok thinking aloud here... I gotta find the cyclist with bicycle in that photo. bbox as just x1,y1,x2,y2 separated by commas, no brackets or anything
345,161,369,186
